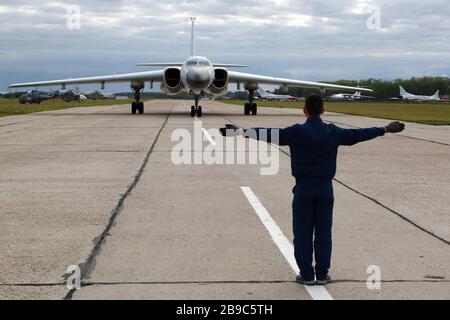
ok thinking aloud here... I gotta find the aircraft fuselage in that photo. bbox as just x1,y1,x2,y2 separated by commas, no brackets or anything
181,57,215,95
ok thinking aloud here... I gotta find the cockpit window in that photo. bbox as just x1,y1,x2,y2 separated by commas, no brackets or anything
187,59,210,67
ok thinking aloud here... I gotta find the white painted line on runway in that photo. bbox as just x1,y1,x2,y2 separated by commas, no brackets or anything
241,187,334,301
202,128,217,146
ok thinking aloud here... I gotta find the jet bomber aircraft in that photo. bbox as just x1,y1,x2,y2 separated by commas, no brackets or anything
399,86,441,102
10,18,372,117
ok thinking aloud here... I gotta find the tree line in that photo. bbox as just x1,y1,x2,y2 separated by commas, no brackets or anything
275,77,450,100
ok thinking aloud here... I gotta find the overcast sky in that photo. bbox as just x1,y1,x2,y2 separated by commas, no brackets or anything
0,0,449,92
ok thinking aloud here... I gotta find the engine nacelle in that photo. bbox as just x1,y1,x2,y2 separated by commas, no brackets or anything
245,83,258,91
207,68,229,96
161,68,184,95
131,80,145,91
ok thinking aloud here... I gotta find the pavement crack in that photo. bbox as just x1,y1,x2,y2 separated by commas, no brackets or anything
81,280,293,287
63,108,173,300
0,119,36,128
333,177,450,246
0,283,64,287
81,279,449,287
3,278,448,289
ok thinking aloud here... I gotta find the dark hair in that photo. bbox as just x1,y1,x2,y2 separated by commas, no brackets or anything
305,94,324,116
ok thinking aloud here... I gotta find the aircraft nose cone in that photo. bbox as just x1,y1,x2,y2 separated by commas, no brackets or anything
186,70,210,89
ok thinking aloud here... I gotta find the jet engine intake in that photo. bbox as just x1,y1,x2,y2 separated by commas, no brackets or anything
208,68,229,96
161,68,184,95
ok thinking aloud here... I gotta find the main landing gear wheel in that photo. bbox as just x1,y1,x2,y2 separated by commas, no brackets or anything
191,106,196,117
244,103,257,115
131,82,144,115
244,103,251,115
131,102,144,114
251,103,257,115
137,102,144,114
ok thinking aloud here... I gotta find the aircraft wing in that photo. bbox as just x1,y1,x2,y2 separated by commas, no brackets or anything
9,70,165,88
228,71,373,93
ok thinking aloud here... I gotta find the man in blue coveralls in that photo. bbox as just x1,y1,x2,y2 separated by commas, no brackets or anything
220,94,405,285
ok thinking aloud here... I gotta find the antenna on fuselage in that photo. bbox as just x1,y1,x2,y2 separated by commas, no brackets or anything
190,17,196,57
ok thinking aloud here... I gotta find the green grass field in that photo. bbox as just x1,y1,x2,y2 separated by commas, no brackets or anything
2,98,449,125
222,100,450,125
0,98,140,117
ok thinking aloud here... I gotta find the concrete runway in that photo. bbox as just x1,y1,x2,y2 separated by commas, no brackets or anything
0,100,449,300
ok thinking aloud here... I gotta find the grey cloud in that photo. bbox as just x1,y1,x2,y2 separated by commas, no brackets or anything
0,0,449,91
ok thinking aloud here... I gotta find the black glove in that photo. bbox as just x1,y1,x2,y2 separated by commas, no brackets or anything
220,124,241,136
385,121,405,133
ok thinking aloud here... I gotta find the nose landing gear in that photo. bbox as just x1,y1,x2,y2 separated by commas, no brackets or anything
190,94,203,118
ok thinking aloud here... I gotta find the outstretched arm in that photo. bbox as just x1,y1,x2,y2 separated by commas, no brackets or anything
336,121,405,146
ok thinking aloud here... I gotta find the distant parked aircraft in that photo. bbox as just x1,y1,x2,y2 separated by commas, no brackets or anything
61,90,87,102
85,91,113,100
399,86,440,102
329,91,374,101
18,90,58,104
257,87,299,101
